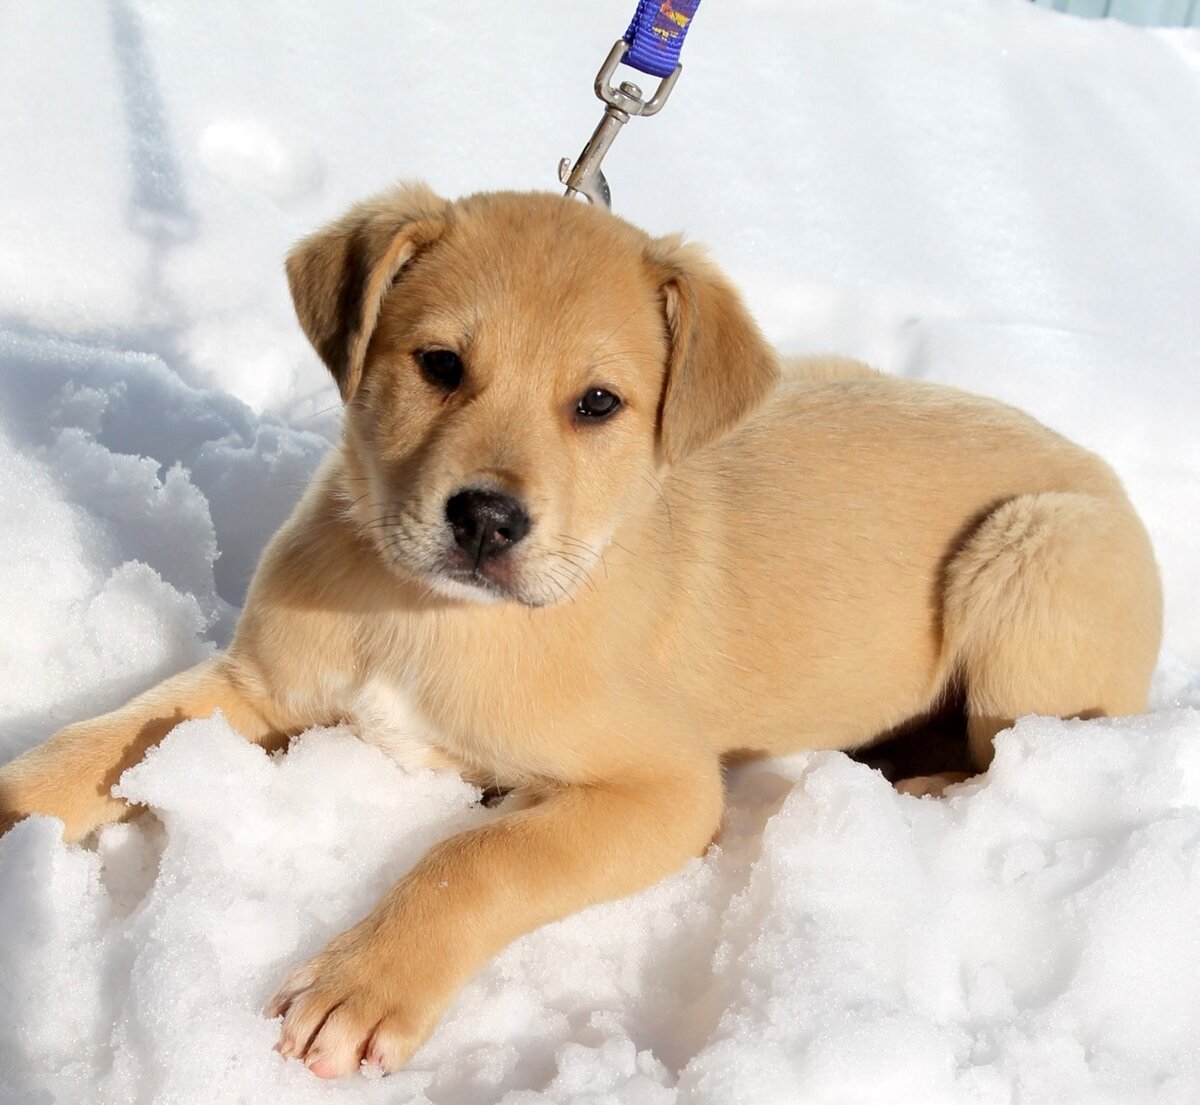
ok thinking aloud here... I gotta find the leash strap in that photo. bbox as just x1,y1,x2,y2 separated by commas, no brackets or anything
558,0,702,206
623,0,702,78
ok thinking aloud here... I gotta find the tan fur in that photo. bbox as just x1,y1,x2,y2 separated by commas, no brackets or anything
0,185,1162,1077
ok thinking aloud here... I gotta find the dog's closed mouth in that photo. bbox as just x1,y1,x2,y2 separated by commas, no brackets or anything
444,561,507,588
436,554,521,602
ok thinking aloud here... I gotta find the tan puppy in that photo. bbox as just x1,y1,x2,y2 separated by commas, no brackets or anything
0,184,1162,1077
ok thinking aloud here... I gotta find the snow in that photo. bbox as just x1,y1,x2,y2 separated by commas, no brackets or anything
7,714,1200,1103
0,0,1198,1102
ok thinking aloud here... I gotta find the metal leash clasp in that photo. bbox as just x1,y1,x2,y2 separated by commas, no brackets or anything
559,39,682,209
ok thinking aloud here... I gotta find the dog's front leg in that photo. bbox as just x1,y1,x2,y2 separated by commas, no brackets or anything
0,655,300,841
270,761,724,1077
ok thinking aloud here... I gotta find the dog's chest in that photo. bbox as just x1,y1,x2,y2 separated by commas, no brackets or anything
350,676,460,773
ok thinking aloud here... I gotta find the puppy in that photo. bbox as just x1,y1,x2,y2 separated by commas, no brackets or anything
0,184,1162,1077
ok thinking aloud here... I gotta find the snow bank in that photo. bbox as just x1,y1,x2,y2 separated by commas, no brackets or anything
1,0,1198,1101
4,712,1200,1104
0,333,326,760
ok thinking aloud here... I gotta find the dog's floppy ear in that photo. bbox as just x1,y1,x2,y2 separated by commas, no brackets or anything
286,181,449,400
647,236,781,466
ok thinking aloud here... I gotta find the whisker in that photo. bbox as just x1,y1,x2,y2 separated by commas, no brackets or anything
544,552,598,595
640,473,675,537
542,567,572,604
584,308,642,363
588,348,648,370
294,402,343,425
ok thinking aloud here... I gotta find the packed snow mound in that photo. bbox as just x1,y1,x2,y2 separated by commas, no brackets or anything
2,0,1199,1101
4,711,1200,1104
0,334,327,760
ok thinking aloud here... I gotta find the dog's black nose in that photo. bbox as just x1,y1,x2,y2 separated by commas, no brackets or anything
445,489,530,561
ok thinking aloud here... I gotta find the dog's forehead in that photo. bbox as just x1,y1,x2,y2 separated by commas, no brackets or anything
451,191,648,259
423,195,655,321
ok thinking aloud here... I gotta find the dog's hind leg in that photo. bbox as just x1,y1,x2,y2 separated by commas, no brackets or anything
941,490,1161,773
0,656,302,841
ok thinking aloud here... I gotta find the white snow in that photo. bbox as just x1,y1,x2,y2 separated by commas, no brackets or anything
0,0,1198,1102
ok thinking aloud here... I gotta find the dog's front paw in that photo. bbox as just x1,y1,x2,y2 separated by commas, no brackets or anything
268,925,441,1078
0,746,123,842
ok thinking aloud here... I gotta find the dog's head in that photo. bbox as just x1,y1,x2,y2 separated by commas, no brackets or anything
287,183,779,606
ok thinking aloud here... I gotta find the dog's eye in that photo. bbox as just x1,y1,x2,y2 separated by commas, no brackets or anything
576,388,621,420
418,349,464,391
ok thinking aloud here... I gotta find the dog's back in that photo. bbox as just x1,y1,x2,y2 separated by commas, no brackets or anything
656,368,1161,763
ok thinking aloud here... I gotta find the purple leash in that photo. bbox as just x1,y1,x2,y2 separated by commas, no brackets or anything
623,0,702,77
559,0,702,208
